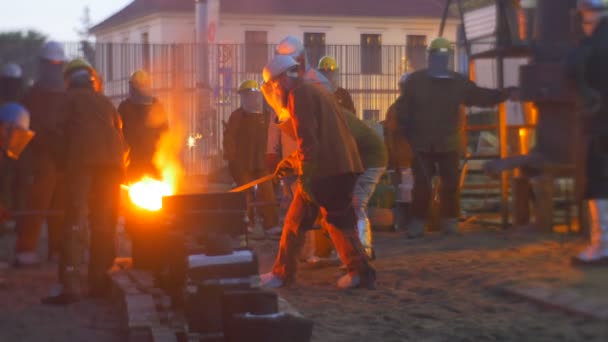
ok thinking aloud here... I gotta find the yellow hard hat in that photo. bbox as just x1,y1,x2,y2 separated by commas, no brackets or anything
318,56,338,71
64,58,93,77
130,70,151,89
238,79,260,92
428,37,453,53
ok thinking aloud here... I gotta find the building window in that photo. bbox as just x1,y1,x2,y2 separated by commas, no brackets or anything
361,34,382,74
245,31,268,73
141,32,150,71
406,35,427,71
304,32,326,67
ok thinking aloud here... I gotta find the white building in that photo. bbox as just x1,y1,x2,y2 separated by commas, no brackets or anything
90,0,461,173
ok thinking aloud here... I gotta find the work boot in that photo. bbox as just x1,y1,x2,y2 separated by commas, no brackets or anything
41,293,80,305
407,219,425,239
13,252,40,268
260,272,285,289
41,283,80,305
573,200,608,265
440,218,460,235
357,218,374,260
337,267,376,290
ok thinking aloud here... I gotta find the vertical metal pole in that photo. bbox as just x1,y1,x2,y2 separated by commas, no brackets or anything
438,0,453,37
456,0,471,57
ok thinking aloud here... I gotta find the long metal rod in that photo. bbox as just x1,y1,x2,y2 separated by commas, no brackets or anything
438,0,453,37
229,174,274,193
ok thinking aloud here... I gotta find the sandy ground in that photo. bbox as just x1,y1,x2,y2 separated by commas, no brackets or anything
2,221,608,342
0,231,127,342
254,227,608,342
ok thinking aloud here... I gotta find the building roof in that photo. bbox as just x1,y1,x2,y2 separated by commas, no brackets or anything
91,0,449,33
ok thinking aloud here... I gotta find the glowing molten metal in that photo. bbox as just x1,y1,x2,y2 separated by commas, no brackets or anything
126,176,173,211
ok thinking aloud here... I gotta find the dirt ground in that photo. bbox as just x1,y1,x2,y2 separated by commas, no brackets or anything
2,222,608,342
254,227,608,342
0,231,126,342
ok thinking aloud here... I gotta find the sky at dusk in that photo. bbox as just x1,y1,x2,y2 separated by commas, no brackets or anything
1,0,132,41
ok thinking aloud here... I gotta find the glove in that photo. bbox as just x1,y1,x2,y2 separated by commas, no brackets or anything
274,157,297,179
265,153,280,172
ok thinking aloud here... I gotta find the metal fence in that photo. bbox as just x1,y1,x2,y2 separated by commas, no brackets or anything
5,42,456,175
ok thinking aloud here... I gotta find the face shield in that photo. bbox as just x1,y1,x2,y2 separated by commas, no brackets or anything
1,124,35,160
262,79,291,123
240,89,264,114
319,69,339,88
427,52,452,79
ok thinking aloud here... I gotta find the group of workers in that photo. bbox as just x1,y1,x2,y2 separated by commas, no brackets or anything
221,34,518,290
227,0,608,290
0,41,167,304
0,0,605,306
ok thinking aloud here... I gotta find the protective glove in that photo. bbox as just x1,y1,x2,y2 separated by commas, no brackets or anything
273,156,297,180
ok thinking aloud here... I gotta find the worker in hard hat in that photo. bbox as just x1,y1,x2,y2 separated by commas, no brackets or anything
42,59,127,305
317,56,356,114
308,109,388,263
384,73,414,231
400,37,514,238
0,102,34,225
223,80,280,236
0,64,24,104
118,70,168,183
14,41,68,266
0,102,34,162
260,55,375,289
569,0,608,264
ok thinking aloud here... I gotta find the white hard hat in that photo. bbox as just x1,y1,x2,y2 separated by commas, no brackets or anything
275,36,305,58
577,0,608,11
40,41,66,62
1,63,22,79
398,73,410,85
263,55,300,82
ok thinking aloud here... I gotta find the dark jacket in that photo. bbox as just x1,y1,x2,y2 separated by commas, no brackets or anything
343,110,387,169
569,19,608,198
288,81,363,180
335,87,356,114
572,19,608,135
60,88,126,172
398,70,508,153
118,98,168,180
223,107,270,172
384,101,413,169
21,85,68,161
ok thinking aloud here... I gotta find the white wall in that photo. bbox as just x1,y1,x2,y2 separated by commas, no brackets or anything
217,14,459,46
94,13,460,47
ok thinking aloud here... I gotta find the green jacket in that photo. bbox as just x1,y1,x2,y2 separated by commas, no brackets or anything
343,111,388,169
398,70,508,152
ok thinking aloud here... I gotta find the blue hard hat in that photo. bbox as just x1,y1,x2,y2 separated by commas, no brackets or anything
0,102,30,130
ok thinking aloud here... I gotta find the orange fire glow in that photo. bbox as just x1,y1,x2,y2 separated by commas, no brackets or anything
124,176,172,211
122,124,185,211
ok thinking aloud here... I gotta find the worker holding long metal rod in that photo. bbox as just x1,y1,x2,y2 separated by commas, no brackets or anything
260,55,375,289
